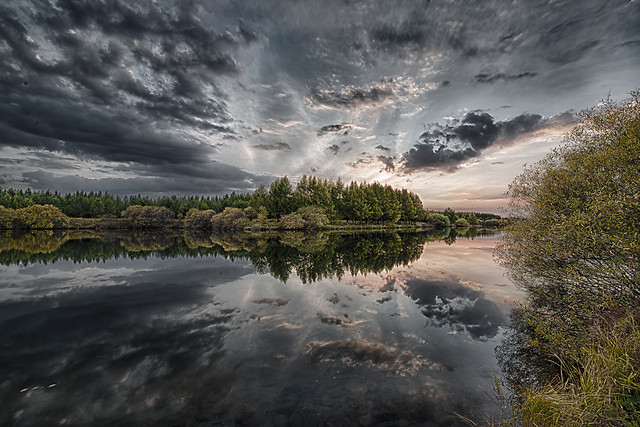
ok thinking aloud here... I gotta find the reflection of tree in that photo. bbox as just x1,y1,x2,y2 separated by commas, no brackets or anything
0,230,442,283
120,231,176,252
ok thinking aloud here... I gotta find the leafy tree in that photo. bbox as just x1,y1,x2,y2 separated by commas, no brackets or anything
265,176,297,218
442,207,457,224
497,90,640,309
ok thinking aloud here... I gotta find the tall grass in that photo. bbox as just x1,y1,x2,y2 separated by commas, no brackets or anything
476,310,640,426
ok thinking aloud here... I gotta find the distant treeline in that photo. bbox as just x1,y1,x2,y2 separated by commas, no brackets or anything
0,187,251,218
0,175,502,229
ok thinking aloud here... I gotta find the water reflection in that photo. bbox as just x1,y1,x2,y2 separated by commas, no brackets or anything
0,229,518,426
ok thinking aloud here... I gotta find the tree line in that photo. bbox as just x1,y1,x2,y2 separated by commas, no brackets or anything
0,188,251,218
0,175,496,227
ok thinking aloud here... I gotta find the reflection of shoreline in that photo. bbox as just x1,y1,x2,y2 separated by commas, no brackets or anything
0,229,497,282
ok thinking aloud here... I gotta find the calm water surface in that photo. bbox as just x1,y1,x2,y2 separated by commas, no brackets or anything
0,230,521,426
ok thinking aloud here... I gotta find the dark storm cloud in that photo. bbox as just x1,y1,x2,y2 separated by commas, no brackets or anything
402,111,549,172
21,165,271,197
475,72,537,84
402,273,506,340
252,142,292,151
0,0,248,172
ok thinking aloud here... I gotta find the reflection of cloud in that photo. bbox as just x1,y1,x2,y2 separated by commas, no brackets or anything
0,258,253,425
399,273,506,340
306,338,442,375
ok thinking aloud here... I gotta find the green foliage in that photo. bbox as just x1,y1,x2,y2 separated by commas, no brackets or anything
210,207,250,231
0,204,69,229
0,188,251,218
297,205,330,229
495,90,640,426
184,208,216,229
458,212,479,225
443,207,458,223
265,176,298,218
497,90,640,310
425,213,450,228
120,205,175,228
454,218,470,228
279,212,306,230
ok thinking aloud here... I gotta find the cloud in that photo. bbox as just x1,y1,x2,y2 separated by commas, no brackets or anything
317,124,353,136
475,72,537,84
377,156,395,172
20,166,271,197
252,142,292,151
329,144,341,155
401,273,506,340
402,111,550,172
309,84,393,110
375,145,391,152
0,0,249,174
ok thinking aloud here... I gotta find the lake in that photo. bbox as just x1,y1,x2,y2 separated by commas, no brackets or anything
0,229,522,426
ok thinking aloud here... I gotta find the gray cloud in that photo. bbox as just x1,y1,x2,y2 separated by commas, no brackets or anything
21,166,271,197
309,84,393,110
252,142,292,151
402,273,506,340
317,123,353,136
475,72,537,84
0,0,250,182
375,145,391,152
377,155,395,172
402,111,552,172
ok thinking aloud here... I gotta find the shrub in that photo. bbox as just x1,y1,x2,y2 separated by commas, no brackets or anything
454,218,470,228
425,213,450,228
279,212,306,230
120,205,175,228
0,204,69,229
297,206,330,229
184,208,216,229
210,207,249,230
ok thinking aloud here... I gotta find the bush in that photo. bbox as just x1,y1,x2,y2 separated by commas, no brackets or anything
454,218,470,228
0,204,69,229
120,205,175,228
279,212,306,230
297,206,330,229
184,208,216,229
425,213,450,228
210,207,249,230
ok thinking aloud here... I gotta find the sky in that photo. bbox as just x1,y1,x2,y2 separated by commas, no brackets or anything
0,0,638,213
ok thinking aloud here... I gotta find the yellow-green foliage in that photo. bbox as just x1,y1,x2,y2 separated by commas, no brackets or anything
518,311,640,427
454,218,470,228
0,204,69,229
0,230,69,253
497,89,640,310
210,207,249,230
494,90,640,426
120,205,175,228
279,212,306,230
184,208,217,229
